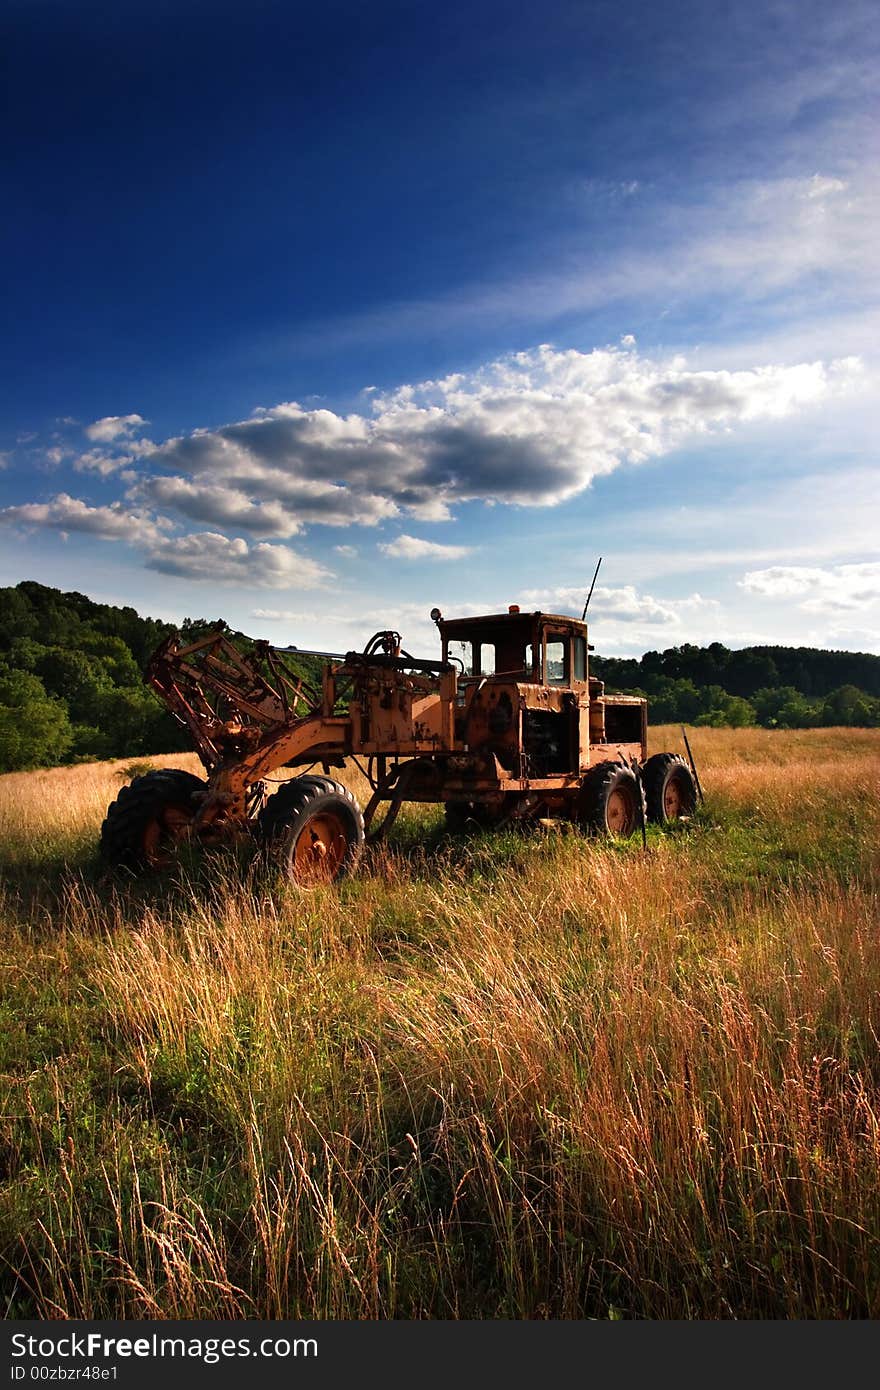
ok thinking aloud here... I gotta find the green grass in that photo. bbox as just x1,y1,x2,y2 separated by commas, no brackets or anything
1,729,879,1318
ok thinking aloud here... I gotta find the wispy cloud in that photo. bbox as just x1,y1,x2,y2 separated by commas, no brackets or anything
84,413,148,443
248,170,878,362
378,535,472,560
521,584,720,626
740,561,880,614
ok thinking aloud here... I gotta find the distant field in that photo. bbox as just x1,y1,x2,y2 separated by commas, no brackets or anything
1,726,879,1318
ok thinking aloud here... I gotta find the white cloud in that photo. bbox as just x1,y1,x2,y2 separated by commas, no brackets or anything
84,413,148,443
132,455,400,531
263,168,878,363
805,174,848,200
0,493,168,545
520,583,719,626
73,448,134,476
134,475,305,538
75,437,158,475
0,493,333,593
378,534,472,560
740,561,880,614
251,608,308,621
113,345,860,538
143,532,333,589
333,544,358,558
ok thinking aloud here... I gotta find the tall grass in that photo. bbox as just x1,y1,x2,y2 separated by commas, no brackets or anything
1,728,879,1317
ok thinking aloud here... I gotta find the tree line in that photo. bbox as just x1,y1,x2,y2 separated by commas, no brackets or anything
592,641,880,729
0,582,878,771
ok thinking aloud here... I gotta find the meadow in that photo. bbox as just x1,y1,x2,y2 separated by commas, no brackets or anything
1,725,879,1319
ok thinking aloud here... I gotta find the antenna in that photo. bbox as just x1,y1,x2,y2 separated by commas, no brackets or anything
581,556,603,622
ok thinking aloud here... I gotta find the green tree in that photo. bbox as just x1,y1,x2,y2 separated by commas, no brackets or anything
0,668,73,769
0,588,38,645
646,677,703,722
33,647,113,723
92,687,170,757
695,694,756,728
820,685,880,728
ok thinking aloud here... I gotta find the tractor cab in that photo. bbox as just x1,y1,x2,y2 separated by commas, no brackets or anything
432,607,590,777
431,605,646,779
435,606,589,689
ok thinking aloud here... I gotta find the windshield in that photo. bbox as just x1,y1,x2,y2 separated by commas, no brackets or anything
445,632,535,678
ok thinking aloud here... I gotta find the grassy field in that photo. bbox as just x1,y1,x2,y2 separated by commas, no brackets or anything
1,726,879,1319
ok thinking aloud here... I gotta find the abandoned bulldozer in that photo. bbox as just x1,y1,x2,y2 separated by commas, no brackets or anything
100,604,698,885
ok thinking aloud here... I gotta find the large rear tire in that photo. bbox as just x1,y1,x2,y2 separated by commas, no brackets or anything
258,775,365,885
578,761,645,838
642,753,697,824
100,768,206,871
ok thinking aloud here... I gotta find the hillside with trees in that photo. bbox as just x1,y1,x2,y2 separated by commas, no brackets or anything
593,642,880,729
0,581,878,770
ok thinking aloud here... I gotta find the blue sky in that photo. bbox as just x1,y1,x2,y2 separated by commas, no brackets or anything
2,0,878,657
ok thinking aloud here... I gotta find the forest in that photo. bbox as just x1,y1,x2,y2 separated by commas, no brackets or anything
1,580,879,771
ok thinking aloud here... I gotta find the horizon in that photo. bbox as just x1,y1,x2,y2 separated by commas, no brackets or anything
2,1,878,660
6,574,880,665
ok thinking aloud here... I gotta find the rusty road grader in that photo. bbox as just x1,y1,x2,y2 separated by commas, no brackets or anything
101,604,699,885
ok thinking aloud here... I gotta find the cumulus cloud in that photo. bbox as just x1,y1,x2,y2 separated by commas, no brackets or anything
75,437,158,475
134,476,306,538
0,493,168,545
333,544,358,558
85,413,148,443
95,345,859,539
740,562,880,614
131,463,399,531
5,343,867,607
143,532,333,588
0,493,332,592
521,583,719,626
378,534,472,560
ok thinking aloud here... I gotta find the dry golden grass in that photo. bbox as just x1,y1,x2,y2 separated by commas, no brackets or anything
1,726,879,1318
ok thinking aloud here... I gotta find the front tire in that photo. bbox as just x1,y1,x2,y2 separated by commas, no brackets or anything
258,775,365,885
100,768,206,871
642,753,697,824
578,761,645,837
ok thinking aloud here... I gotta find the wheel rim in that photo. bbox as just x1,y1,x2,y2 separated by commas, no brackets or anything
140,803,193,866
291,810,350,884
606,785,636,835
663,770,694,821
663,776,684,819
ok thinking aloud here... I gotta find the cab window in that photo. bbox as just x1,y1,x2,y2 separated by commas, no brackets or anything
447,639,495,677
546,638,566,684
573,636,587,682
449,639,474,675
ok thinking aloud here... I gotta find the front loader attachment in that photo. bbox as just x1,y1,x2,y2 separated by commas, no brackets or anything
146,629,329,774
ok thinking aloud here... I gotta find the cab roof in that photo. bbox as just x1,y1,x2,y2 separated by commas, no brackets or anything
438,610,588,634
